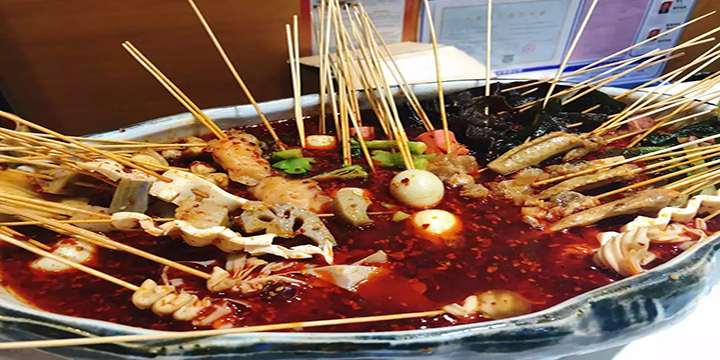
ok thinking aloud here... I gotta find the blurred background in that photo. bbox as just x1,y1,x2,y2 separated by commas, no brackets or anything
0,0,717,135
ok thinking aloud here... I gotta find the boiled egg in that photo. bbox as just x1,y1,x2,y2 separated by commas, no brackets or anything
409,209,462,244
389,169,444,208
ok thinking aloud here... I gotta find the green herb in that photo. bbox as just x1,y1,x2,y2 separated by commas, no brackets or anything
272,157,315,174
271,148,303,162
371,150,435,169
351,139,428,156
363,140,427,154
642,117,720,146
311,165,368,181
391,211,411,222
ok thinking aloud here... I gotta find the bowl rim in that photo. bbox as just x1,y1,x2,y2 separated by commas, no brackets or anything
2,78,718,344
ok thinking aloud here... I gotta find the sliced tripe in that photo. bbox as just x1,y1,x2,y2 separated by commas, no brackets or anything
111,212,332,262
149,169,247,210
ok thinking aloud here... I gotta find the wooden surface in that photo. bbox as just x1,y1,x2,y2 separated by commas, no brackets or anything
0,0,309,135
664,0,720,74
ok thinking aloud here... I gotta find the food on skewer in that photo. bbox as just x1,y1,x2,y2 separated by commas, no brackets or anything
0,0,719,337
1,78,720,332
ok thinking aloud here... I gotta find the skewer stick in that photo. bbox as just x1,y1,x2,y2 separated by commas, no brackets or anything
596,47,720,133
665,166,720,190
122,42,225,140
533,134,720,186
605,109,715,143
0,218,174,227
286,22,306,147
501,11,718,93
0,230,139,291
0,194,110,218
484,0,493,115
0,308,446,350
350,10,393,136
0,205,210,280
600,87,720,134
357,5,434,131
608,40,720,103
422,0,452,153
185,0,286,149
596,158,720,199
681,175,720,195
367,35,414,168
703,207,720,221
643,147,720,174
294,15,306,140
560,52,686,107
0,128,96,162
1,168,54,180
541,0,598,109
316,1,328,134
625,81,720,148
0,115,168,183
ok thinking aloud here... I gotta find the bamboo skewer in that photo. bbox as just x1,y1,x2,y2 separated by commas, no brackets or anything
423,0,452,153
1,118,167,184
484,0,493,115
350,10,394,136
703,208,720,221
534,134,720,187
122,42,225,140
501,11,718,94
0,231,139,291
186,0,285,149
357,5,434,132
596,45,720,131
286,20,306,147
607,40,720,105
0,308,446,350
0,218,174,227
605,109,716,143
0,204,210,279
643,147,720,174
0,194,110,219
540,0,598,110
316,1,328,134
625,79,720,147
665,166,720,191
513,48,686,113
559,52,686,107
595,46,720,134
595,158,720,199
362,22,414,169
598,87,720,135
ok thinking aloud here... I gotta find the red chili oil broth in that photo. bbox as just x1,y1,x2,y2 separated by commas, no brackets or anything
0,116,707,332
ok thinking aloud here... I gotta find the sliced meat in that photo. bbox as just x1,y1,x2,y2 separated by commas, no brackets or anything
208,130,271,186
538,164,639,199
250,176,332,213
427,153,480,187
549,188,680,231
487,132,604,174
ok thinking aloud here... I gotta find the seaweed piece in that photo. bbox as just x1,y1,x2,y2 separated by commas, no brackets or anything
562,91,627,114
642,117,720,146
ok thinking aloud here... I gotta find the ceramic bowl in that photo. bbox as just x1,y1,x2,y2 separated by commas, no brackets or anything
0,80,718,359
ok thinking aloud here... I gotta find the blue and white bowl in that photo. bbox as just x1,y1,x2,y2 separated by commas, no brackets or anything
0,80,717,359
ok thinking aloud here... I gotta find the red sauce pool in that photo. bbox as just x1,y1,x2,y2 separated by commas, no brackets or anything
0,117,695,332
